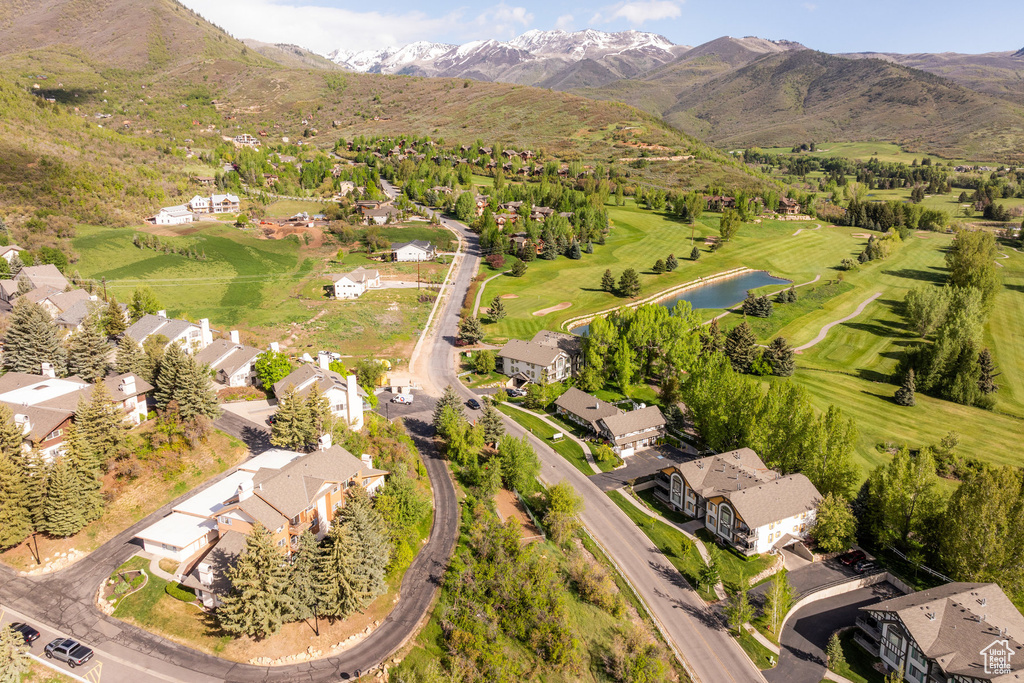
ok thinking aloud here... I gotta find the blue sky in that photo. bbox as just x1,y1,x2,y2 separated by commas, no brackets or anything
180,0,1023,56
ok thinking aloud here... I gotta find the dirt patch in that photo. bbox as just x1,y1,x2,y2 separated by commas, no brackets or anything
851,232,872,238
500,294,519,299
138,224,204,237
494,489,542,541
915,231,932,239
532,301,572,317
262,224,324,248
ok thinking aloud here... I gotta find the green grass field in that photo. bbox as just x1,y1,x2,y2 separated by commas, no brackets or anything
496,403,601,474
758,142,977,165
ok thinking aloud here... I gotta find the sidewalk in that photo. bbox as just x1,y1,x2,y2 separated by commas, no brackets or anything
501,403,602,474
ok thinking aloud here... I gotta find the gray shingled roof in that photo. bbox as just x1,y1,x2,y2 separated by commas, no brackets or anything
331,267,379,284
598,405,666,438
195,340,262,378
272,364,367,401
36,373,152,412
554,387,621,428
250,446,366,519
181,530,247,597
124,314,194,346
392,240,433,252
499,338,563,367
0,403,70,444
726,474,820,529
531,329,582,357
46,289,91,313
865,583,1024,681
671,449,775,499
18,264,69,291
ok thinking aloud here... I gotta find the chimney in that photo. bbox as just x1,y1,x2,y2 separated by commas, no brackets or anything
237,479,253,502
229,330,240,344
14,414,30,435
40,362,55,379
361,453,373,469
346,374,360,427
157,309,167,318
269,341,280,353
199,318,212,347
318,351,331,371
319,433,332,451
120,375,136,395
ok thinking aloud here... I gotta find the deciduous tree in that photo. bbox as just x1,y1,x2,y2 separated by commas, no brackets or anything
128,286,161,322
254,351,293,394
810,493,857,553
545,480,583,544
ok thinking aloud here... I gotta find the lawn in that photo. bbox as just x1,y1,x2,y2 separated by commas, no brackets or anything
758,142,975,165
721,281,855,343
828,630,886,683
263,199,326,218
22,659,77,683
737,629,777,670
495,403,603,474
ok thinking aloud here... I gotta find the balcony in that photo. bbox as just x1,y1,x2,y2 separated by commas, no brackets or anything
856,616,880,639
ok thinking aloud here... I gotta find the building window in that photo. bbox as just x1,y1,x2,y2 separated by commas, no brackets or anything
277,539,285,547
219,516,231,525
46,428,63,441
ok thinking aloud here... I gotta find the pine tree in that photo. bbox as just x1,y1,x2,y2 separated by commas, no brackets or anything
2,298,67,375
315,517,357,618
724,322,757,373
217,523,294,639
115,336,151,381
652,259,666,274
764,337,795,377
433,385,465,429
22,449,48,530
601,269,616,293
65,316,111,381
690,246,700,261
458,316,484,345
101,297,127,337
618,268,641,298
567,239,581,260
154,342,186,410
701,318,725,356
62,423,104,524
0,623,32,682
338,487,391,611
305,381,331,438
8,254,24,277
479,401,505,444
826,632,846,670
509,260,527,277
271,388,314,451
0,454,31,549
486,295,506,323
285,530,320,621
666,254,678,271
786,286,798,303
0,404,24,460
15,277,31,297
977,348,999,394
895,369,916,406
40,456,87,537
75,384,124,467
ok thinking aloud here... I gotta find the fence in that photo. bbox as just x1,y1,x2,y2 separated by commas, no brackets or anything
885,545,953,584
513,488,546,540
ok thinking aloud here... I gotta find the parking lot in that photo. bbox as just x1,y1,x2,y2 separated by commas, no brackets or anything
588,444,695,491
219,399,276,427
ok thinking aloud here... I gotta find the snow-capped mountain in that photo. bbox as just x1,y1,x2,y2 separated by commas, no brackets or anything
327,29,689,88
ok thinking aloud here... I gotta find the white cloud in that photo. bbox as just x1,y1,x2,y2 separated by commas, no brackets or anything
555,14,575,30
802,2,817,10
177,0,491,54
473,3,535,38
595,0,683,26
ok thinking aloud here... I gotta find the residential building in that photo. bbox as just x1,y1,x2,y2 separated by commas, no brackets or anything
187,195,211,214
597,405,666,456
392,240,436,262
554,387,622,433
194,333,263,387
174,439,387,607
124,312,213,354
233,133,260,147
154,205,194,225
211,194,240,213
857,582,1024,683
0,245,25,263
361,206,397,225
657,448,821,556
15,264,70,294
0,370,152,458
56,298,126,333
779,197,801,215
498,330,582,384
330,267,381,299
272,358,368,430
22,287,91,319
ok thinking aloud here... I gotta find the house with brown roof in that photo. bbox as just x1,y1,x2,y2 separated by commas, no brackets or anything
553,387,621,433
330,267,381,299
194,332,263,387
497,330,583,385
657,448,821,556
779,197,801,215
597,405,666,456
857,582,1024,683
0,264,72,303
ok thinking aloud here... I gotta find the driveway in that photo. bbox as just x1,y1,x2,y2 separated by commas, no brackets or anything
588,444,693,491
764,581,901,683
375,389,435,422
214,401,273,451
749,557,854,608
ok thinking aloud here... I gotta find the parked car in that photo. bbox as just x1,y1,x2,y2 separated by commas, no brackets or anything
838,550,866,566
9,623,40,646
466,398,481,410
44,638,94,668
391,394,414,404
853,560,877,575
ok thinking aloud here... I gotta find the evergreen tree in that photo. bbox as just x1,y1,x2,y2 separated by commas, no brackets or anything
652,259,666,274
271,388,314,451
486,295,506,323
786,286,798,303
509,260,527,277
666,254,678,271
315,516,356,618
115,336,150,380
618,268,641,298
128,286,160,322
977,348,999,394
0,453,31,549
337,487,391,611
433,385,465,429
458,316,484,345
0,403,24,460
305,382,331,438
65,316,111,381
690,246,700,261
22,449,48,530
0,624,32,683
600,269,616,293
154,342,186,410
479,401,505,445
76,383,124,466
40,456,86,537
700,318,724,356
218,523,294,639
764,337,795,377
724,322,757,372
285,530,320,621
826,632,846,670
62,422,104,523
175,353,219,420
8,254,23,277
895,369,916,406
100,297,126,337
15,278,31,297
2,298,67,375
567,239,581,260
540,236,558,260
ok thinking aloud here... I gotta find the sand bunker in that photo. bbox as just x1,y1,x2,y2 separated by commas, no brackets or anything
851,232,872,238
532,302,572,316
500,294,519,299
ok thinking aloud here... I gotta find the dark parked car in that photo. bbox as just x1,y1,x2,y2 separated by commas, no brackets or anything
9,622,40,646
853,559,877,575
839,550,866,566
466,398,481,410
44,638,94,668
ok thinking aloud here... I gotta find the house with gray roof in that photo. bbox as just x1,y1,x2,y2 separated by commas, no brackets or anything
0,264,71,303
194,334,263,387
858,582,1024,683
330,267,381,299
597,405,667,455
124,312,213,355
657,448,821,556
392,240,436,262
553,387,621,432
273,357,368,430
498,329,583,385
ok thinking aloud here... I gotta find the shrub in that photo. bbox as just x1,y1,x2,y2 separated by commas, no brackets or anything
165,582,197,602
486,253,505,270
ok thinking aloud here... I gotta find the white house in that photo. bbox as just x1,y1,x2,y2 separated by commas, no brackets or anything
136,513,219,564
155,205,194,225
658,448,821,556
187,195,211,214
597,405,667,457
0,245,25,263
273,357,368,430
498,331,582,384
392,240,436,262
124,312,213,354
330,267,381,299
211,194,240,214
194,332,263,387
